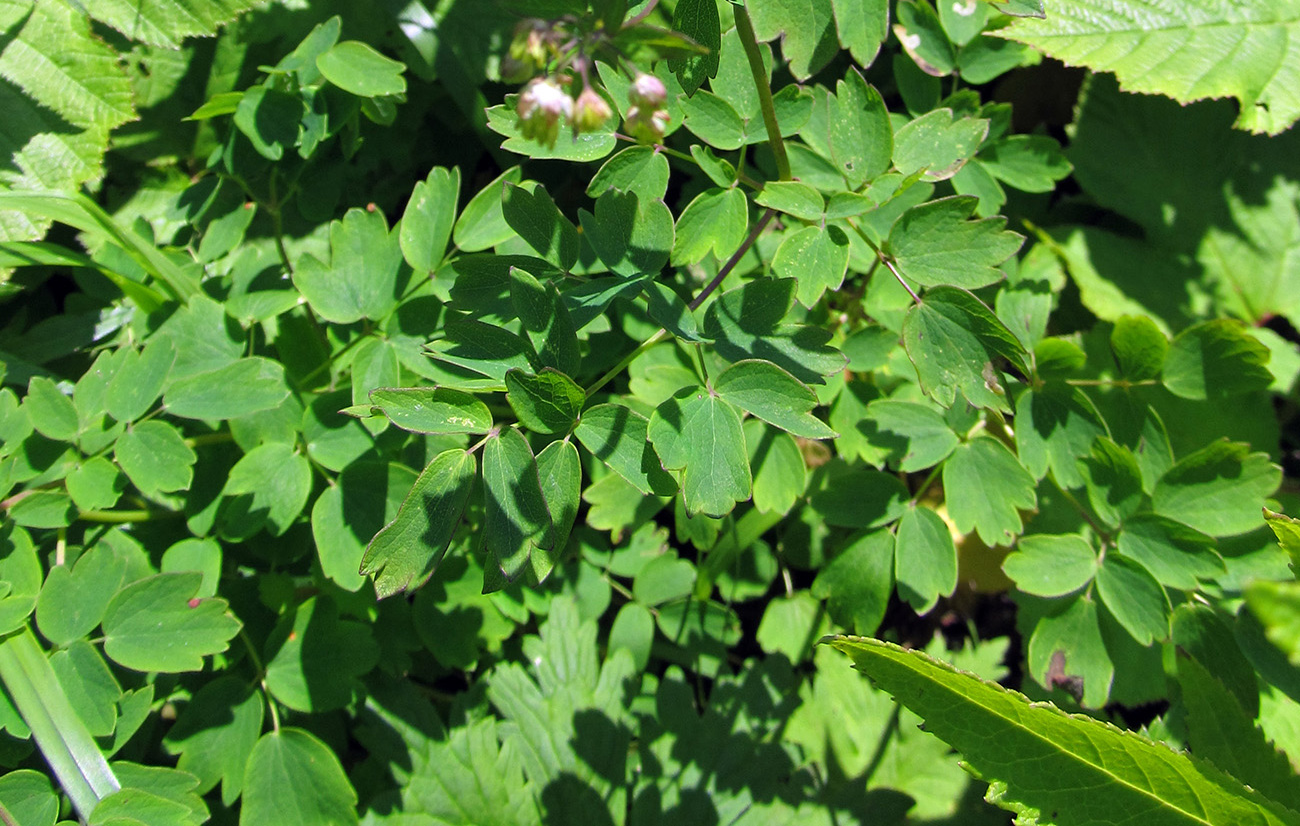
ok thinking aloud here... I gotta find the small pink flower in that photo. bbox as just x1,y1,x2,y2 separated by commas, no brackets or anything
517,78,573,148
625,105,670,143
628,73,667,108
573,86,613,133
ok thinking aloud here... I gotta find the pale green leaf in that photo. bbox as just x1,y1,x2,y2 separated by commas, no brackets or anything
887,195,1022,289
812,528,894,635
1162,319,1274,400
1003,534,1097,597
943,435,1036,546
367,387,493,435
1153,440,1279,536
903,286,1027,411
894,505,957,614
1096,554,1170,645
647,388,751,518
892,108,988,181
102,574,240,673
239,729,358,826
291,208,405,324
714,359,836,439
316,41,406,97
90,0,266,48
671,186,748,266
400,166,459,273
482,428,553,581
774,224,851,308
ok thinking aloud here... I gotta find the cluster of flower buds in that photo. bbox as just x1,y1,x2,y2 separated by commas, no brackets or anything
624,73,670,143
516,77,574,148
500,18,554,84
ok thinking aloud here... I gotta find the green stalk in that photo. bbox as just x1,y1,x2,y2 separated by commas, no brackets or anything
0,628,120,820
732,5,791,182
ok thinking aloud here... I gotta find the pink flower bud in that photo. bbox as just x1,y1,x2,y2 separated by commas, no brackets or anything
573,86,613,133
624,105,670,143
516,78,573,148
628,73,667,108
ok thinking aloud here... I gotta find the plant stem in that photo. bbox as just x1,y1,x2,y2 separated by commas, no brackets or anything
77,509,182,524
733,5,790,182
584,329,667,398
847,219,922,303
689,207,776,311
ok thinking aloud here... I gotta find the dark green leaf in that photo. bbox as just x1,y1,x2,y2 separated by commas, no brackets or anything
1096,555,1169,645
892,108,987,180
977,135,1072,192
588,146,670,200
903,286,1027,411
644,281,707,342
812,528,894,634
510,267,580,374
453,166,523,252
668,0,721,95
232,86,303,160
861,399,958,471
368,387,493,435
505,368,583,435
1079,437,1145,528
744,419,806,515
633,553,696,606
503,183,579,271
218,443,311,539
535,439,580,576
578,189,673,278
809,466,908,529
105,337,174,424
895,505,958,613
1153,440,1279,536
574,403,677,496
316,41,406,96
1117,514,1223,590
400,166,459,273
828,68,892,187
1162,319,1273,400
162,677,262,806
36,545,127,646
291,208,405,324
714,359,835,439
1110,315,1168,382
362,449,475,598
264,595,379,712
1014,385,1107,488
483,428,553,581
703,277,847,383
240,729,358,826
1026,592,1113,707
425,317,536,384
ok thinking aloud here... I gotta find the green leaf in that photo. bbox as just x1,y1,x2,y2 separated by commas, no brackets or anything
505,368,584,435
316,41,406,97
292,208,405,324
0,770,57,826
892,108,988,181
1153,440,1279,536
748,0,840,79
35,544,128,647
89,0,266,48
1003,534,1098,597
510,268,580,375
164,357,290,421
999,0,1300,134
114,421,196,497
362,449,475,598
886,195,1022,289
1265,508,1300,569
903,286,1027,411
1014,385,1107,489
482,428,553,581
25,377,78,442
861,399,958,472
218,443,312,538
830,635,1300,823
1117,514,1223,590
162,677,262,807
400,166,459,273
755,182,825,221
831,0,889,66
367,387,493,435
896,0,956,75
486,102,617,161
588,146,670,200
578,189,674,278
105,337,175,424
703,277,847,384
425,317,536,384
895,505,958,614
668,0,721,95
453,166,524,252
647,388,751,518
944,435,1036,546
535,439,580,570
671,187,748,266
240,729,358,826
264,596,378,713
809,466,909,529
644,281,707,343
827,67,892,187
1110,315,1168,381
1096,555,1169,645
633,553,697,606
102,574,240,673
1079,437,1145,528
502,183,579,271
1177,655,1300,815
574,403,678,496
773,224,851,308
1162,319,1274,400
233,86,303,160
714,359,835,439
977,135,1072,192
50,640,120,737
313,462,411,591
0,3,135,243
812,528,894,634
744,419,806,515
678,89,746,150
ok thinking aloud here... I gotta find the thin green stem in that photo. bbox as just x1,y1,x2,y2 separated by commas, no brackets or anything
239,629,281,734
1065,378,1159,388
847,219,921,303
733,5,790,181
584,328,667,399
76,509,183,524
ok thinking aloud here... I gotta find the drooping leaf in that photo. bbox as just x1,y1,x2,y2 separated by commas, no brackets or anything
505,369,584,435
102,574,240,673
647,387,751,518
830,636,1300,823
361,449,475,598
400,165,459,273
998,0,1300,135
574,403,678,496
367,387,493,435
482,428,553,581
535,438,581,576
509,267,581,375
812,528,895,635
886,195,1022,289
713,359,836,439
668,0,721,95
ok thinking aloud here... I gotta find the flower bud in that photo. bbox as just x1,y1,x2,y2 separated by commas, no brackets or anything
624,105,670,144
516,77,573,148
628,73,667,108
573,86,613,133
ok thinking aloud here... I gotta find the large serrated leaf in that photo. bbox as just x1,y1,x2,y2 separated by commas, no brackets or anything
830,636,1300,826
998,0,1300,135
